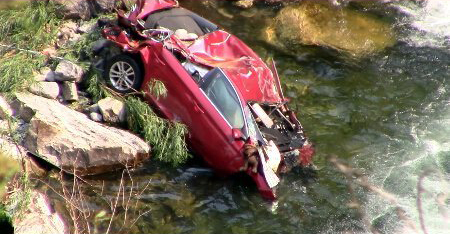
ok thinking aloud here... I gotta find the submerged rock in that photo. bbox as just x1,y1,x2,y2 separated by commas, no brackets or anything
13,93,150,176
264,1,396,56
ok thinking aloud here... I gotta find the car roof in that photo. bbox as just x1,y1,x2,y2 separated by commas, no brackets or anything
131,1,282,103
185,31,282,104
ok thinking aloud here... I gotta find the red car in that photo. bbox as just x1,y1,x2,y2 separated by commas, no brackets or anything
96,0,314,200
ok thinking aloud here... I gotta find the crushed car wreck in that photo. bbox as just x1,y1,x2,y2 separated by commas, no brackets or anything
94,0,314,200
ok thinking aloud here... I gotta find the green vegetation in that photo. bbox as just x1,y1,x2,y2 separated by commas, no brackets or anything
147,80,168,100
4,173,31,222
84,68,190,166
0,1,61,50
60,21,103,62
0,1,61,95
0,152,21,231
0,52,45,95
126,97,190,166
0,152,20,198
0,0,191,168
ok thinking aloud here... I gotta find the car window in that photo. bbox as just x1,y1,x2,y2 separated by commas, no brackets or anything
201,69,245,130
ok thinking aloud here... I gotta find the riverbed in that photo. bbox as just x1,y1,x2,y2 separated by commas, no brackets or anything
2,1,449,233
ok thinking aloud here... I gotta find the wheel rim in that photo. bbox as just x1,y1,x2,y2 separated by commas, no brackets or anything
109,61,136,91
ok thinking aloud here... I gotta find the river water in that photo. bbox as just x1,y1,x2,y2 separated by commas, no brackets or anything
2,1,449,233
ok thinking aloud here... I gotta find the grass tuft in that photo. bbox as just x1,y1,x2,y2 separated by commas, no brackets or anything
0,1,62,50
0,1,62,96
147,80,168,100
60,23,103,62
0,52,45,95
125,97,190,166
86,70,111,102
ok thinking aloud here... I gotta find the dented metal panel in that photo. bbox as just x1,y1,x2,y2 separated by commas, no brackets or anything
99,0,314,200
183,30,282,104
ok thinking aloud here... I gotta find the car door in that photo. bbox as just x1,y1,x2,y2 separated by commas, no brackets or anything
142,47,246,175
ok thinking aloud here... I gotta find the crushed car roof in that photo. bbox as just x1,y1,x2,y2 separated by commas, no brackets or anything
127,0,282,103
184,31,282,104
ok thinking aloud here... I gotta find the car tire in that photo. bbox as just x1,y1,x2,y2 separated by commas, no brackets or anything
105,54,143,93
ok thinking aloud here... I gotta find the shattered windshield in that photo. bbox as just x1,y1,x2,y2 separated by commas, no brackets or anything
200,68,245,130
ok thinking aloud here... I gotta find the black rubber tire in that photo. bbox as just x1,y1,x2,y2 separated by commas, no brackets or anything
105,54,143,94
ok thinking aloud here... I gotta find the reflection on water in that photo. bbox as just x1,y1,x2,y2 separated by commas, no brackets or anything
4,0,449,233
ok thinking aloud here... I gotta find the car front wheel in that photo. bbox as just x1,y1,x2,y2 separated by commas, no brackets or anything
105,54,143,93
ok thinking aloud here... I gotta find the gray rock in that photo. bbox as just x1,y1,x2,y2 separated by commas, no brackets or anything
98,97,127,124
28,82,60,100
13,191,69,234
61,81,79,102
0,95,13,119
57,21,81,46
51,0,119,20
0,136,27,160
34,68,56,82
52,0,93,20
77,21,97,34
15,93,150,176
89,112,103,122
95,0,120,13
54,60,84,83
88,103,100,113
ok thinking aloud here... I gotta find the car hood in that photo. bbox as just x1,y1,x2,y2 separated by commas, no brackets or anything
181,31,282,104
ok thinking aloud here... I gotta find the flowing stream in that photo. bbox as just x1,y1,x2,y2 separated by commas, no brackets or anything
2,1,449,233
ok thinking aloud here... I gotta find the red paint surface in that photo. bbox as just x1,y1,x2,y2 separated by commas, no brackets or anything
102,0,314,200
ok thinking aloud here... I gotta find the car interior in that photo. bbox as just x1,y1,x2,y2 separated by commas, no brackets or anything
144,8,219,36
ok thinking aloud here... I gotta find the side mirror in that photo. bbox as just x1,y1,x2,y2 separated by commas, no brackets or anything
232,128,245,141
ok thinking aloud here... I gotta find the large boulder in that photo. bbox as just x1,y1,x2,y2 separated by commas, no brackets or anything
13,93,150,176
263,1,396,56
